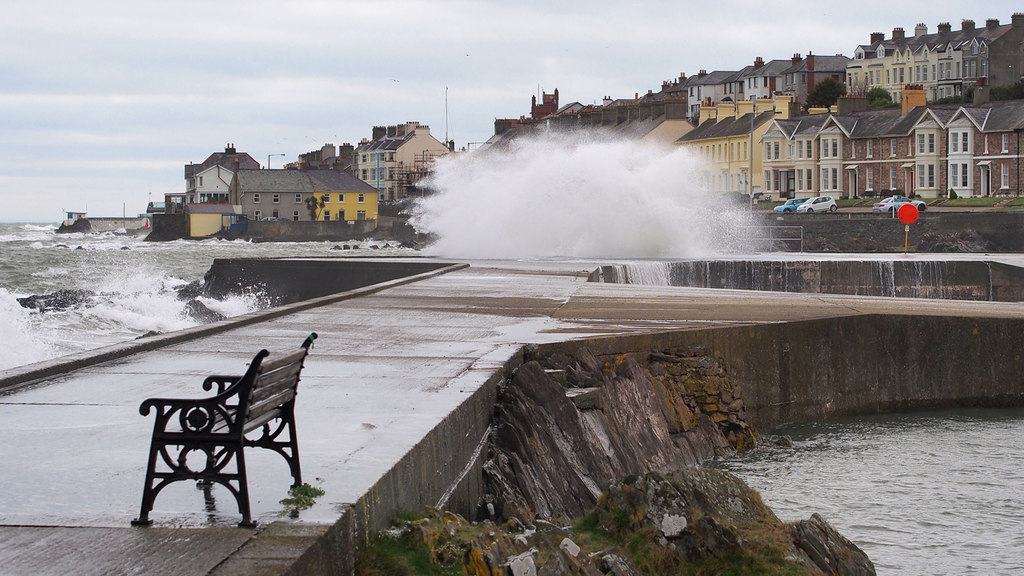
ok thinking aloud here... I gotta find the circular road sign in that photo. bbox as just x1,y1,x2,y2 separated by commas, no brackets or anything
897,203,920,225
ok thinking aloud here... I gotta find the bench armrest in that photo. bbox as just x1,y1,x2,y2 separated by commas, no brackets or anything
202,375,242,395
139,394,241,435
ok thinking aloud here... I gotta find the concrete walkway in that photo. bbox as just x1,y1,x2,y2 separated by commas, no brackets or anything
2,258,1023,575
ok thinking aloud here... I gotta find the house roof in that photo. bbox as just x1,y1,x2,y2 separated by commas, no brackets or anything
307,170,376,193
234,170,315,193
185,149,260,179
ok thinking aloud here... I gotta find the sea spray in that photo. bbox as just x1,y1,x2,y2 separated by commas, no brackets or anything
410,133,764,258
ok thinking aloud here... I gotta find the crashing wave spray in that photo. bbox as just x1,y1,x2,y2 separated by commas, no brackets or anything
410,132,763,259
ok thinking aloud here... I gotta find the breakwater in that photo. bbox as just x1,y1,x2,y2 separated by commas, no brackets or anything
592,259,1024,302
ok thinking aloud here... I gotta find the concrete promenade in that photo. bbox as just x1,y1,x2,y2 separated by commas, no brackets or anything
2,258,1024,575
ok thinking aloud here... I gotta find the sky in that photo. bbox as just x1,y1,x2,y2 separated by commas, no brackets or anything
2,1,1021,222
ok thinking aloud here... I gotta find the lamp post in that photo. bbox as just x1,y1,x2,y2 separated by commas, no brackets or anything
267,153,285,169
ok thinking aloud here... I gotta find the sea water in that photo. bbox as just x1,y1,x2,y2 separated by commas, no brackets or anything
718,408,1024,575
0,222,414,371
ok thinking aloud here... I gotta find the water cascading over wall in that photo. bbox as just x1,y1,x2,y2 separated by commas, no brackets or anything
590,260,1024,302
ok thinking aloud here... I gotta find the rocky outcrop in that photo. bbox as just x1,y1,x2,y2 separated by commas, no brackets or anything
369,470,874,576
17,289,95,312
483,346,757,523
462,345,875,576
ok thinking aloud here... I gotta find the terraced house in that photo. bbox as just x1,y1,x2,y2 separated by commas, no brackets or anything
757,92,1024,199
846,14,1024,103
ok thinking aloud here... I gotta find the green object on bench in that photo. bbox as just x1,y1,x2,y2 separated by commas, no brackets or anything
132,333,317,527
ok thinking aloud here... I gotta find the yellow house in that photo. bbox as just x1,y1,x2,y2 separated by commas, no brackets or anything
677,95,794,198
308,170,379,222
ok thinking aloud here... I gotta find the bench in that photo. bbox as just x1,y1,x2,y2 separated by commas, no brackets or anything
132,333,317,527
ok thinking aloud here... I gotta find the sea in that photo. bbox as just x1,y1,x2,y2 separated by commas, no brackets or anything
2,220,1023,574
0,221,414,372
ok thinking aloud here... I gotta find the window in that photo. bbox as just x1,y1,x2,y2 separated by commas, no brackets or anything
253,193,261,203
339,210,345,221
1003,134,1010,153
272,209,279,218
361,169,368,179
866,141,873,158
324,210,330,221
959,163,968,187
806,140,812,158
1002,163,1010,189
272,194,280,203
295,193,302,203
928,134,935,153
890,166,898,190
806,169,813,191
357,210,366,220
797,169,804,190
292,211,299,221
961,132,969,153
323,193,331,203
254,210,262,220
831,168,838,191
890,140,897,157
358,193,365,203
866,167,874,190
773,142,780,160
198,176,203,186
797,141,804,159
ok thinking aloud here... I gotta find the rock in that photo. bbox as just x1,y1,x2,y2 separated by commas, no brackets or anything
17,289,95,312
181,299,227,323
558,537,580,557
600,553,642,576
790,513,876,576
506,550,537,576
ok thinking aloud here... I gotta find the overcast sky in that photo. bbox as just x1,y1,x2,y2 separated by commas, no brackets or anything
2,1,1020,222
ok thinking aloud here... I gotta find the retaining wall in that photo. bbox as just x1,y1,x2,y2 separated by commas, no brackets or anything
541,314,1024,431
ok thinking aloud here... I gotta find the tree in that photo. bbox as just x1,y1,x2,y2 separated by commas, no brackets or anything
866,87,894,109
806,78,847,109
304,194,325,220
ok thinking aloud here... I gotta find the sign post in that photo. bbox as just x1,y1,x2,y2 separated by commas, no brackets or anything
897,203,920,253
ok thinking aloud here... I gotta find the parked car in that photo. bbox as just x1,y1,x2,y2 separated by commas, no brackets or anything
872,195,927,213
796,195,837,213
774,197,810,213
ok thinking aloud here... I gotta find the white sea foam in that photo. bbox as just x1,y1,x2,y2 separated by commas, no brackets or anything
0,288,57,371
410,133,761,259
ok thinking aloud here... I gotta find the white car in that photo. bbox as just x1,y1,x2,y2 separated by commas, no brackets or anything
796,195,837,213
872,195,927,213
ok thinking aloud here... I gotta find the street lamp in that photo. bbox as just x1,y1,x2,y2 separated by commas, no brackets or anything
267,153,285,169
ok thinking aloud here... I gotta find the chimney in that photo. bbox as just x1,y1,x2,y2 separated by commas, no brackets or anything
915,23,928,37
754,56,765,69
986,18,1000,30
902,84,927,114
792,53,803,64
225,144,236,154
870,32,884,44
962,19,975,32
806,53,816,94
698,69,707,77
1014,13,1024,28
893,27,905,40
938,22,952,34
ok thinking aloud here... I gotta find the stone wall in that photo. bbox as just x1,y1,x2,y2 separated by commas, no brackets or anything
545,314,1024,431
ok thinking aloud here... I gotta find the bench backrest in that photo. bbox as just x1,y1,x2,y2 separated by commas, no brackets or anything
245,347,309,422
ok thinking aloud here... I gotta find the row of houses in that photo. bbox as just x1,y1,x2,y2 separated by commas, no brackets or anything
678,88,1024,200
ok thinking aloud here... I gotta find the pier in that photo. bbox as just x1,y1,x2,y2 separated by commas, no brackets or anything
2,257,1024,575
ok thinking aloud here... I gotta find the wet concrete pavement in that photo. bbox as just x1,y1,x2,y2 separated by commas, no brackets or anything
2,257,1024,575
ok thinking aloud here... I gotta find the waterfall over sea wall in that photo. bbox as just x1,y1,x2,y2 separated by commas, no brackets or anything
591,260,1024,302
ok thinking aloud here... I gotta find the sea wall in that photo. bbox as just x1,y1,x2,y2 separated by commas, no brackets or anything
592,259,1024,302
543,314,1024,431
765,211,1024,252
202,259,454,305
